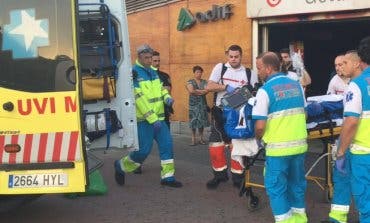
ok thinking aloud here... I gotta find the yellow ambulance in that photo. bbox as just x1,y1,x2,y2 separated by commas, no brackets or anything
0,0,137,209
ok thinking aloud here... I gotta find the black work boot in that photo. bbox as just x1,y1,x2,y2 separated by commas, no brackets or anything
232,172,244,189
160,179,183,188
133,166,142,174
114,160,125,186
206,170,228,189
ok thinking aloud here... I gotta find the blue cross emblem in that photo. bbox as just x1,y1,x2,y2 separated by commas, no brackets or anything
346,91,354,102
2,8,49,59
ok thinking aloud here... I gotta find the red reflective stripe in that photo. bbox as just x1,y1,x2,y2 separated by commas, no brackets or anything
209,145,227,169
38,133,48,162
222,77,240,83
67,131,79,161
0,136,4,164
229,145,243,171
231,159,243,171
52,132,63,162
23,134,33,163
9,135,19,164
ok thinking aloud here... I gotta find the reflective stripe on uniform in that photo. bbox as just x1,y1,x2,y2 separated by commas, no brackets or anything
161,159,174,164
331,204,350,212
137,113,165,122
275,210,293,222
143,110,155,119
268,108,305,120
230,167,243,174
265,145,307,157
350,143,370,154
213,166,227,171
148,97,163,103
291,207,306,214
209,142,225,147
360,111,370,118
135,92,144,99
266,139,307,150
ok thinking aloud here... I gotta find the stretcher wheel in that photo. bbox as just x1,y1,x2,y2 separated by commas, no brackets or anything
324,187,333,203
247,194,260,211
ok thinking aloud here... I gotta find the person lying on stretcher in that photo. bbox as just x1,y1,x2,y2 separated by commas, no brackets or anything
306,94,344,130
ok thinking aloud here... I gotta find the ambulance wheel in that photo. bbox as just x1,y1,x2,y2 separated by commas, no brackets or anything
247,194,260,211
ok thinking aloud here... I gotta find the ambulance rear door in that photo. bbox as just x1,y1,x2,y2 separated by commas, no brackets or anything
0,0,87,194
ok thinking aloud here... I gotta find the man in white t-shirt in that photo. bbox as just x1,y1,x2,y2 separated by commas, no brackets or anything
327,54,350,95
205,44,258,189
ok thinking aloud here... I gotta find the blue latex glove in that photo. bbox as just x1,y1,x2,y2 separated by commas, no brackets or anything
225,85,236,93
153,121,162,134
165,98,174,106
335,155,346,174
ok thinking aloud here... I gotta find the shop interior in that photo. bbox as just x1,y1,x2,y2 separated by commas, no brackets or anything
266,18,370,96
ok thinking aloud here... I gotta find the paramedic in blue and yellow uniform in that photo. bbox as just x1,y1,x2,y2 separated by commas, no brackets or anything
252,52,308,223
335,36,370,223
323,50,363,223
114,44,182,188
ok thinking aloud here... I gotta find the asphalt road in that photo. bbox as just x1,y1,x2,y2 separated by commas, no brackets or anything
0,134,359,223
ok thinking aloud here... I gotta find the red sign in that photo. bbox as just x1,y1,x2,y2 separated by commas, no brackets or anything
267,0,282,7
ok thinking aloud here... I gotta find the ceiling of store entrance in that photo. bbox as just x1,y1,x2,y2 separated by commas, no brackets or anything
268,19,370,96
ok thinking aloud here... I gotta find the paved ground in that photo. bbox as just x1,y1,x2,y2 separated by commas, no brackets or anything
0,133,359,223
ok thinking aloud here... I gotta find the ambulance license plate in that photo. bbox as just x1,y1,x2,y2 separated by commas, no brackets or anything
8,173,68,188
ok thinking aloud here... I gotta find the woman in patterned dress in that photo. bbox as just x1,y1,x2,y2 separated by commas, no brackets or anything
186,65,210,146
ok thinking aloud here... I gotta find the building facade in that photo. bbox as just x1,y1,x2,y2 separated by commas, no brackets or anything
126,0,370,122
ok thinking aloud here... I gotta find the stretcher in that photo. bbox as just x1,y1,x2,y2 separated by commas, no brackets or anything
306,125,341,201
239,125,341,211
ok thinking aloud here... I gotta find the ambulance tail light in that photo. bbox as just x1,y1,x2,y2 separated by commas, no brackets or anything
4,144,21,153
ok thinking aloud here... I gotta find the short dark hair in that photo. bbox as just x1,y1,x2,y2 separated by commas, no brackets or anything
192,65,203,73
226,44,243,55
260,52,281,72
279,48,290,55
152,51,160,56
345,50,357,55
358,36,370,64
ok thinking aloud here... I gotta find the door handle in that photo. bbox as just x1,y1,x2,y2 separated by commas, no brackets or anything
3,102,14,112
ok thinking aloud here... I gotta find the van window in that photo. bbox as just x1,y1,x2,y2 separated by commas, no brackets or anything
0,0,75,92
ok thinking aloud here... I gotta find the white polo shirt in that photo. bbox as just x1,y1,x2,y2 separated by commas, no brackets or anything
209,62,258,106
343,82,362,117
327,74,350,95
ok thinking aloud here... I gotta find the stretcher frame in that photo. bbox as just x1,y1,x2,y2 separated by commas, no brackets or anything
239,126,341,210
306,126,341,201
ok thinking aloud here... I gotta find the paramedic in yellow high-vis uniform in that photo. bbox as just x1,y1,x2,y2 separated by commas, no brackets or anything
114,44,182,188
